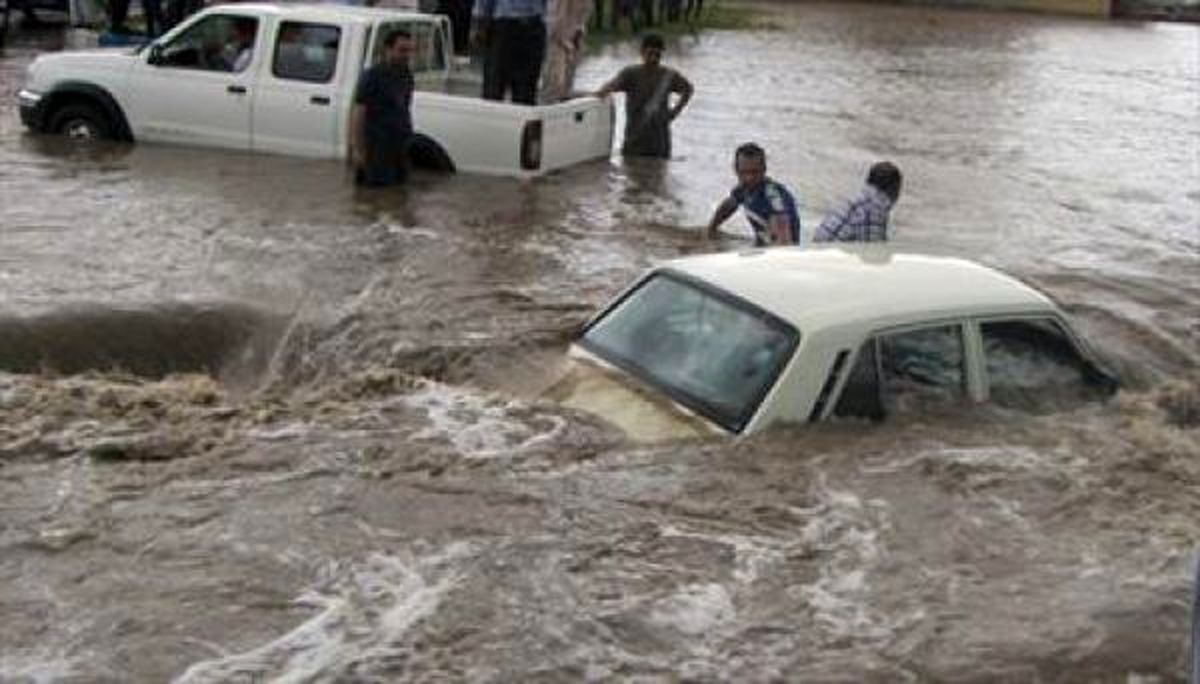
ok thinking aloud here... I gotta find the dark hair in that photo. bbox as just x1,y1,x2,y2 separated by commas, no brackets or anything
641,33,665,50
734,142,766,166
383,28,412,47
866,161,902,201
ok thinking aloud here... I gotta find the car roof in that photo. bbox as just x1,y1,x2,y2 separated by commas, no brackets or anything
663,246,1057,333
206,2,431,24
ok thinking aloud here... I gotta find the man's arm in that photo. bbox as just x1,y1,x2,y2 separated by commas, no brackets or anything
706,196,738,239
766,212,794,245
813,205,848,242
594,75,622,99
668,73,693,121
595,67,630,98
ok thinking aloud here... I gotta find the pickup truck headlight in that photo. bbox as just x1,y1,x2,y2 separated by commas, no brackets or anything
17,89,44,107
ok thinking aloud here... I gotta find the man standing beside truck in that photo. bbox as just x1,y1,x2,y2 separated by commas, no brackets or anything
351,29,415,187
594,33,692,158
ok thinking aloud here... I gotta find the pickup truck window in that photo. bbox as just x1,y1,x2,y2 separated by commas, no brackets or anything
158,15,259,73
580,272,798,433
372,21,446,75
273,22,340,83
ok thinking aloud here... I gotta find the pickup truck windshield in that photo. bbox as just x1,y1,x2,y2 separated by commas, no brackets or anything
580,272,799,433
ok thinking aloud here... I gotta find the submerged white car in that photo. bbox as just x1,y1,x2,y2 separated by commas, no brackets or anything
547,247,1117,441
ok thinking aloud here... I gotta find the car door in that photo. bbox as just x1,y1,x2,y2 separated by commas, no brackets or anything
127,13,260,151
252,20,344,158
831,322,971,421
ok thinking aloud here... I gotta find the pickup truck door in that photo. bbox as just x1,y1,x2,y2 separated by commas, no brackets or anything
128,12,260,150
252,20,344,158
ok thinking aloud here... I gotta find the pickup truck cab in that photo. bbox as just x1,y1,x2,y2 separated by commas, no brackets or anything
549,247,1118,441
17,3,614,177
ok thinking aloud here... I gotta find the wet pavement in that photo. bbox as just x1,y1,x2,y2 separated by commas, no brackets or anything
1,2,1198,681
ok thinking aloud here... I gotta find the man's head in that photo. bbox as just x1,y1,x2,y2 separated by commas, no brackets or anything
640,33,664,66
734,142,768,190
382,29,414,65
867,161,902,202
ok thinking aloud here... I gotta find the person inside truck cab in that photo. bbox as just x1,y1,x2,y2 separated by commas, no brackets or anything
209,17,258,72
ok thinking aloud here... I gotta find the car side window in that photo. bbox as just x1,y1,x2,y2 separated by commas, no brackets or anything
157,15,259,73
981,318,1111,411
878,324,966,413
273,22,340,83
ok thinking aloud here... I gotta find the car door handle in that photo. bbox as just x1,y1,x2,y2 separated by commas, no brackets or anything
310,95,330,105
227,85,247,94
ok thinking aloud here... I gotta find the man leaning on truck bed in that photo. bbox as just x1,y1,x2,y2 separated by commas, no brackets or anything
351,29,416,187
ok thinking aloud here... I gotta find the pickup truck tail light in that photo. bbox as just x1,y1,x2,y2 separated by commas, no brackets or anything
521,120,542,171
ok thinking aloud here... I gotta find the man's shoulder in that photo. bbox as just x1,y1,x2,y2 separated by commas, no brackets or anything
763,177,797,201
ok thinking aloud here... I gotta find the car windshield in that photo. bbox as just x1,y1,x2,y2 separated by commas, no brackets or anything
580,271,799,433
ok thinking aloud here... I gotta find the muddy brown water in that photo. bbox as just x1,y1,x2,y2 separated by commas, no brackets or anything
1,2,1198,681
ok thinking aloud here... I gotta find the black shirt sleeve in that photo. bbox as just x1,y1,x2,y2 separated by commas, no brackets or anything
354,67,378,106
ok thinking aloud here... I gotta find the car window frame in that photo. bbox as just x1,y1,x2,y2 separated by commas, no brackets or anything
825,316,977,422
968,312,1114,403
578,268,801,434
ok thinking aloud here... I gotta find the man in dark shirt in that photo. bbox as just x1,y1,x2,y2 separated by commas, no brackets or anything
594,33,693,159
706,142,801,246
351,30,415,187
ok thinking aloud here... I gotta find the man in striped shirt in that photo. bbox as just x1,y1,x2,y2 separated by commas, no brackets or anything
706,143,801,247
814,161,903,243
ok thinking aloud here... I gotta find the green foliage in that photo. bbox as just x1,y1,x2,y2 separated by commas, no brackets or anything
586,0,776,45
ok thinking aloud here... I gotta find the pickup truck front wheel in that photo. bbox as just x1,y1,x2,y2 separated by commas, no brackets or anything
49,103,113,142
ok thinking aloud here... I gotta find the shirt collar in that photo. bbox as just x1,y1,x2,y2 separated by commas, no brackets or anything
863,183,894,210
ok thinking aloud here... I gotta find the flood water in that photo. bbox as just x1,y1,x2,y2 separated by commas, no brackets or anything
1,2,1198,681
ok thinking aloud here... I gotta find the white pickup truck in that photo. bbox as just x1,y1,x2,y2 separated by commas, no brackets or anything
17,3,614,177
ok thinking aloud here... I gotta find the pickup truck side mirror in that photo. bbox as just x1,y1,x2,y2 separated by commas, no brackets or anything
147,44,165,66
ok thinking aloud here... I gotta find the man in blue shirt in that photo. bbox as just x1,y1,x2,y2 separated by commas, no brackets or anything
706,142,801,246
471,0,547,104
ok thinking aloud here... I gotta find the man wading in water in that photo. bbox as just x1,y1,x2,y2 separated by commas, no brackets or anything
350,29,415,187
594,33,693,159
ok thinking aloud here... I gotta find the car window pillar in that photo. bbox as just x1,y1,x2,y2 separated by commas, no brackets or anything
963,319,988,403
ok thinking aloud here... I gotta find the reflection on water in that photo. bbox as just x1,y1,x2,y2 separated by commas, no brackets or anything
0,2,1197,680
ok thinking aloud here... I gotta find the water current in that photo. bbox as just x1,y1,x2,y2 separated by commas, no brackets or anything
1,2,1198,680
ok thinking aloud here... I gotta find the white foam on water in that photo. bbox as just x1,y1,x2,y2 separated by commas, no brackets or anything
245,422,314,442
0,653,79,684
864,445,1078,477
404,382,567,459
792,476,897,644
173,542,474,684
649,582,736,637
659,524,787,585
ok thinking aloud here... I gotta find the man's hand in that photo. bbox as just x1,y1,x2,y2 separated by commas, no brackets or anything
469,21,490,50
350,144,365,169
767,216,794,245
